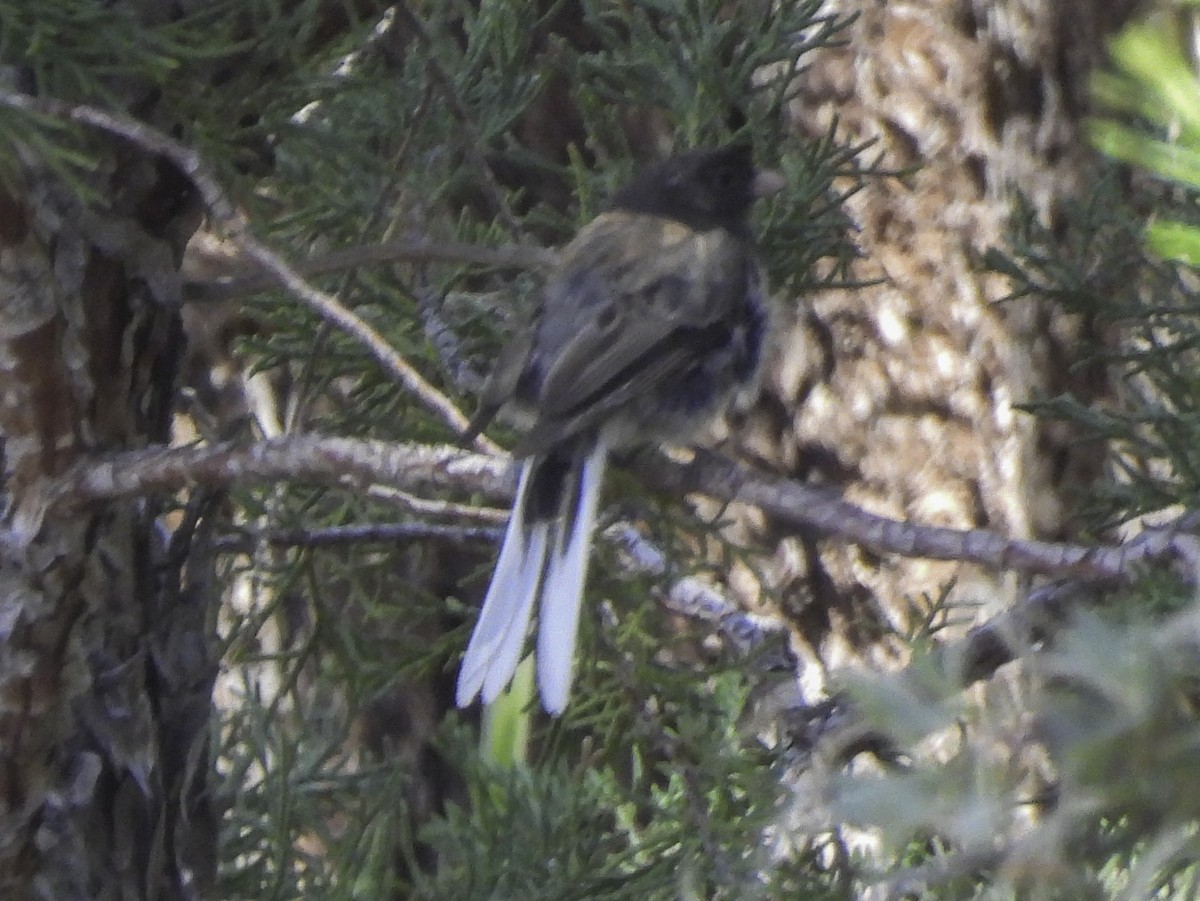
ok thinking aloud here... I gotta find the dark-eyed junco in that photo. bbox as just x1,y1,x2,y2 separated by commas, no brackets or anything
456,143,783,714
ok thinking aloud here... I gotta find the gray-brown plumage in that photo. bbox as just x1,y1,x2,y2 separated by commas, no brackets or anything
456,143,783,714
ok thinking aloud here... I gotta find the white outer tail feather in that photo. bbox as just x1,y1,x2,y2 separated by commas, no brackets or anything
455,460,537,707
454,440,609,713
482,522,546,702
537,440,607,714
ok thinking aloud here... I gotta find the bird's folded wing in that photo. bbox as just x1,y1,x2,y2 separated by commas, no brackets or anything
526,214,749,443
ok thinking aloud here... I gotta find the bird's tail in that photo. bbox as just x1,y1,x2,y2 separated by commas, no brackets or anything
455,439,608,714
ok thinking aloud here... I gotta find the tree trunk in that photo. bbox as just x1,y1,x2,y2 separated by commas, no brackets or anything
747,0,1141,665
0,148,215,898
0,3,391,894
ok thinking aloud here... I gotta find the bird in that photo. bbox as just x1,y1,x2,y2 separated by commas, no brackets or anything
455,142,784,715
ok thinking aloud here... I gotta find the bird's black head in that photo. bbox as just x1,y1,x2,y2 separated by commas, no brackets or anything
607,143,783,233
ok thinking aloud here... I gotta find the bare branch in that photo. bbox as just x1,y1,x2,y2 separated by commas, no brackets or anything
48,436,1200,592
47,436,514,513
0,87,500,454
364,483,508,523
636,448,1174,583
182,238,554,303
604,522,787,658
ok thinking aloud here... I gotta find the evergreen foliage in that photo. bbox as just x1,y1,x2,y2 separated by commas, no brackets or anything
15,0,1200,897
13,1,860,897
199,0,864,892
242,2,855,894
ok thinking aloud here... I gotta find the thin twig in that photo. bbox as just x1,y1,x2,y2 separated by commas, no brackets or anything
365,483,507,523
0,87,500,454
412,277,486,395
183,238,554,303
605,521,786,657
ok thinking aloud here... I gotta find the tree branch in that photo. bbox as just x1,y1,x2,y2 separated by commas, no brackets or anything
604,521,788,659
47,436,513,513
48,436,1200,592
636,448,1189,583
47,433,1200,754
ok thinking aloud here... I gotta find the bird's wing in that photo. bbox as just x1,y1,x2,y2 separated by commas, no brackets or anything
521,213,750,450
